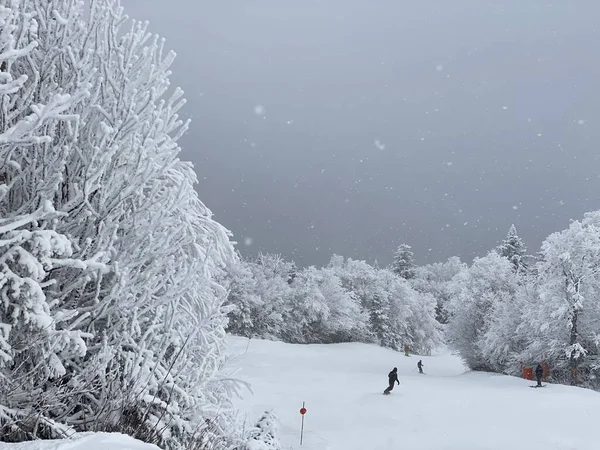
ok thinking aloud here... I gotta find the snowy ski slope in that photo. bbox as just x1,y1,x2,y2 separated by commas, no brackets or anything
228,336,600,450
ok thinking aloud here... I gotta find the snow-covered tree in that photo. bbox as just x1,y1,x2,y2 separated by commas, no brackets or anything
479,280,531,373
317,267,367,343
520,212,600,387
391,244,416,279
0,202,106,440
1,0,237,446
223,256,262,337
413,256,465,324
446,252,518,371
283,266,330,343
497,225,528,273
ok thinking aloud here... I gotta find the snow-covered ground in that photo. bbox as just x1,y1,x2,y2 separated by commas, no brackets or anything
228,335,600,450
0,433,159,450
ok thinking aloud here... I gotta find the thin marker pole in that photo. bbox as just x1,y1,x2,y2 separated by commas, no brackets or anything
300,401,306,445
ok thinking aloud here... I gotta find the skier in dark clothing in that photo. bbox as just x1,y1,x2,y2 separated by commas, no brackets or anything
535,364,543,387
383,367,399,394
417,360,424,374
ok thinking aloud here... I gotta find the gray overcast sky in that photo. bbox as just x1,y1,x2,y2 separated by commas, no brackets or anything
125,0,600,267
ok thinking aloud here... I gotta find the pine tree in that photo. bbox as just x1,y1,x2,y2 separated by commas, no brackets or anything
497,224,527,273
392,244,416,279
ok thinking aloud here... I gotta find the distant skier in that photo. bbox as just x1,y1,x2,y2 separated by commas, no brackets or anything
417,360,424,374
383,367,399,394
535,363,543,387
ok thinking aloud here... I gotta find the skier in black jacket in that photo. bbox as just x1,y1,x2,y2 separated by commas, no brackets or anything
535,364,543,387
383,367,399,394
417,360,424,374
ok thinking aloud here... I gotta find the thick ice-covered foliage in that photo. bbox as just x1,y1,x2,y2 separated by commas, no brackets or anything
446,252,518,371
444,216,600,389
225,253,442,354
412,256,465,324
519,212,600,387
0,0,236,446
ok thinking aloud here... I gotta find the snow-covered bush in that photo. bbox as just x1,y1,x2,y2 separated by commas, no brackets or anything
241,411,281,450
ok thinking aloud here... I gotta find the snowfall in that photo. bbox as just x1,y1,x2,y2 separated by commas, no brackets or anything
3,336,600,450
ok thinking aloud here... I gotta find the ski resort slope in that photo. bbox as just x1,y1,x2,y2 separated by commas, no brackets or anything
228,336,600,450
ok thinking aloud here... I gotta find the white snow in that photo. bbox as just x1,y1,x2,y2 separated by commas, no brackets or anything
0,433,159,450
228,335,600,450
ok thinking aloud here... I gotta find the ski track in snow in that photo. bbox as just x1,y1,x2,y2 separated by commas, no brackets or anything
227,336,600,450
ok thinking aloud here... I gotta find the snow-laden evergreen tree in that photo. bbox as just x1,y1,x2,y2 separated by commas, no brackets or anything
1,0,237,446
446,252,518,371
391,244,416,279
497,224,528,273
520,212,600,387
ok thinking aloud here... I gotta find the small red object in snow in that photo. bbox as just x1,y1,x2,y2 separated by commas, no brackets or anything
300,407,307,415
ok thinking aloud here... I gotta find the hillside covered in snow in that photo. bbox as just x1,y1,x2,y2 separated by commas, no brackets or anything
228,335,600,450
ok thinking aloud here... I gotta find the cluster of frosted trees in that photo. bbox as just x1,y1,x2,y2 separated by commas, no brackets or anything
224,252,443,355
0,1,274,448
444,221,600,389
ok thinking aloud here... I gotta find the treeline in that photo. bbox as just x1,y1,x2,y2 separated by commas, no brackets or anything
226,215,600,392
445,220,600,390
223,250,443,355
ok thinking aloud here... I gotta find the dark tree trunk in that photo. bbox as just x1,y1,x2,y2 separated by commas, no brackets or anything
568,277,581,386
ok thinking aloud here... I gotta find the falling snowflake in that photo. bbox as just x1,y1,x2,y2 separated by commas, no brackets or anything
435,65,444,72
446,161,453,167
502,106,508,110
577,119,586,125
374,140,386,150
287,119,294,125
512,205,519,210
254,104,266,116
244,237,254,246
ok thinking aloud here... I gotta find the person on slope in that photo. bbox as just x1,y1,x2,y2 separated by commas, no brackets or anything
417,360,424,374
383,367,400,394
535,363,543,387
